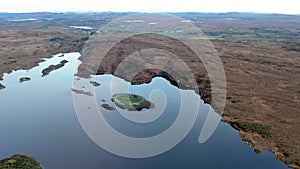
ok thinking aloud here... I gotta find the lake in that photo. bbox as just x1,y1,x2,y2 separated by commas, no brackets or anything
0,52,290,169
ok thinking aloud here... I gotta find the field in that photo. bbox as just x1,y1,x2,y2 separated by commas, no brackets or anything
0,12,299,168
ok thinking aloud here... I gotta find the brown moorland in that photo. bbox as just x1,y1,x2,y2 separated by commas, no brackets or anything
0,13,299,168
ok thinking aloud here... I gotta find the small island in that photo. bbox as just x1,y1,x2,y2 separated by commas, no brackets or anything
19,77,31,83
71,88,93,96
41,60,68,77
112,93,153,111
0,83,5,90
90,81,101,87
0,154,43,169
101,103,115,110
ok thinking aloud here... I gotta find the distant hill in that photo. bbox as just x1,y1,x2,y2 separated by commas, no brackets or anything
0,12,299,20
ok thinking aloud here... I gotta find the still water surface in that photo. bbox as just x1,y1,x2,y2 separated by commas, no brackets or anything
0,53,289,169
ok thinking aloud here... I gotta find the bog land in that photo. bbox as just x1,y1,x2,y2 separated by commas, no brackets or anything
0,12,299,168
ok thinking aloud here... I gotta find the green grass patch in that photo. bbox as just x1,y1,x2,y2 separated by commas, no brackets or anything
115,94,145,106
0,154,43,169
112,93,152,111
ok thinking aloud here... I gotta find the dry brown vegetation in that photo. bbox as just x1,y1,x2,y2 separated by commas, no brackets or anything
214,40,300,168
0,13,299,168
0,30,88,80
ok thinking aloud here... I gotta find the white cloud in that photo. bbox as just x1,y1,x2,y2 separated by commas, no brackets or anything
0,0,299,14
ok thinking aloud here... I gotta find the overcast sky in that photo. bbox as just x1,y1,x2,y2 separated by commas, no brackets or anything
0,0,299,14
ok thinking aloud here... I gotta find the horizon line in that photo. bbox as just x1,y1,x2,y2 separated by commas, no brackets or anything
0,11,300,16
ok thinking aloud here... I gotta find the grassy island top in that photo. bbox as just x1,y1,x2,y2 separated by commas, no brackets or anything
0,154,43,169
112,93,152,111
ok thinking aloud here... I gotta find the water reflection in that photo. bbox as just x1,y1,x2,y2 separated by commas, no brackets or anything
0,53,290,169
